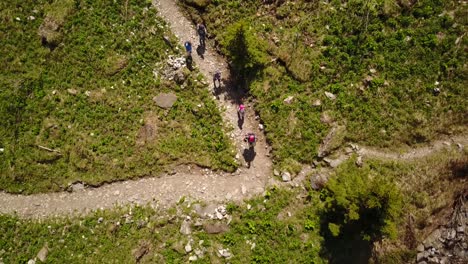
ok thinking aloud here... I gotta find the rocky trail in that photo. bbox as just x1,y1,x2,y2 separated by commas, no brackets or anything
0,0,466,219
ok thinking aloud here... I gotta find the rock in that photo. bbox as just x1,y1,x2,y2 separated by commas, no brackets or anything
417,252,426,262
356,156,363,167
312,99,322,106
132,240,150,262
259,124,264,130
153,93,178,109
283,96,294,104
173,70,186,84
281,171,291,182
188,255,198,261
369,68,377,74
98,217,104,224
69,182,85,192
203,222,229,234
180,219,192,235
0,148,4,153
417,244,425,252
247,204,252,210
273,169,280,176
218,248,232,258
320,112,334,124
192,203,203,217
310,174,328,190
67,88,78,95
36,244,48,262
324,91,336,100
27,260,36,264
185,241,192,253
457,225,464,233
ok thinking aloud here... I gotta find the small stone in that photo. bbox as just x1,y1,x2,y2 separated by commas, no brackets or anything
457,225,464,233
281,171,291,182
27,260,35,264
247,204,252,210
417,244,425,252
153,93,178,109
203,222,229,234
283,96,294,104
0,148,4,153
98,217,104,224
259,124,264,130
67,89,78,95
369,68,377,74
356,156,363,167
113,190,120,196
417,252,426,262
185,242,192,253
324,91,336,100
36,244,48,262
188,255,197,261
273,169,280,176
180,219,192,235
312,99,321,106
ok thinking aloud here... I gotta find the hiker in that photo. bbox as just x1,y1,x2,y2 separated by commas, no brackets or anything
184,41,192,55
244,133,256,149
213,70,221,88
238,104,245,121
197,22,207,47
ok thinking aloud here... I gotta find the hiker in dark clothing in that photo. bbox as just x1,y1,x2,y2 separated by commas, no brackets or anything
197,23,207,47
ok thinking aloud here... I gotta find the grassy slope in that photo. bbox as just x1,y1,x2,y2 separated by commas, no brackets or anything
1,151,465,263
0,188,324,263
182,0,467,167
0,0,237,194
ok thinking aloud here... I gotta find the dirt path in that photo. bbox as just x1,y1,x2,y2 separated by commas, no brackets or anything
0,0,273,219
0,1,465,219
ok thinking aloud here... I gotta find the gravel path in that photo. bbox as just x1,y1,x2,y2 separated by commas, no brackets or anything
0,0,465,219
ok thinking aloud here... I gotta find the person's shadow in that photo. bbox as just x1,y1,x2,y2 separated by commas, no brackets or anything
242,147,256,168
185,54,194,71
237,112,244,130
196,45,205,59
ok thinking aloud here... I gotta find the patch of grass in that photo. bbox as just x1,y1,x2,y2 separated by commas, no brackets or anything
181,0,467,167
0,0,237,194
0,188,324,263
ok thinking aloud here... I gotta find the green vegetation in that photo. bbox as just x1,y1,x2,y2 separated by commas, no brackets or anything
0,188,324,263
1,150,465,263
0,0,237,194
182,0,467,166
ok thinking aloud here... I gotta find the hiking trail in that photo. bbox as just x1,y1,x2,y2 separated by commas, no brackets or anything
0,0,465,218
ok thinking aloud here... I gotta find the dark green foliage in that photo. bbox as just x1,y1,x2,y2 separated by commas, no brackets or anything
221,20,267,81
319,159,403,263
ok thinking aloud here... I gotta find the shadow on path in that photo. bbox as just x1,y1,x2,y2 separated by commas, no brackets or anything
242,147,256,168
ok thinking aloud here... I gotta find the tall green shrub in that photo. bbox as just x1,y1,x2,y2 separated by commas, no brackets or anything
221,20,267,81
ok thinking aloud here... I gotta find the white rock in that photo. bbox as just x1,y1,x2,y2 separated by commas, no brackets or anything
247,204,252,210
185,242,192,253
259,124,264,130
283,96,294,104
325,92,336,100
15,17,21,21
27,260,35,264
188,255,197,261
0,148,4,153
282,172,291,182
369,68,377,74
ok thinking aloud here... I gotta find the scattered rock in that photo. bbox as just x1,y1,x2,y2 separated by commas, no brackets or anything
98,217,104,224
203,222,229,234
188,255,198,261
27,260,35,264
259,124,264,130
67,89,78,95
68,182,85,192
283,95,294,104
184,241,192,253
273,169,280,176
310,173,328,190
312,99,322,106
173,69,186,84
281,171,291,182
217,248,232,259
36,243,48,262
180,219,192,235
324,91,336,100
132,240,150,262
417,244,425,252
153,93,178,109
320,111,334,124
356,156,363,167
